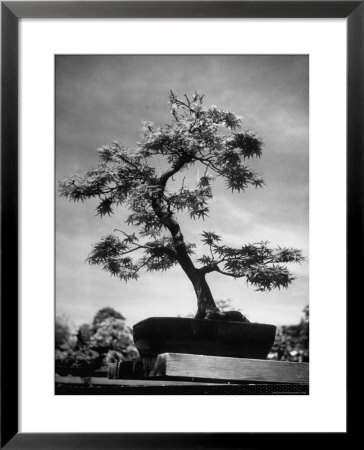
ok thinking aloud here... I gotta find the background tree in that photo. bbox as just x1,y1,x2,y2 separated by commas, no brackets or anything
55,307,138,376
269,305,309,362
89,317,138,363
55,316,71,349
92,307,125,330
59,91,304,320
76,323,93,347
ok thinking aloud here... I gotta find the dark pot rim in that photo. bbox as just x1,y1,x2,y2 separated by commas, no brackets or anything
133,316,276,329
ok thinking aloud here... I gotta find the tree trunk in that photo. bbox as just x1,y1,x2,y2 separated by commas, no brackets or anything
191,272,219,319
150,179,219,319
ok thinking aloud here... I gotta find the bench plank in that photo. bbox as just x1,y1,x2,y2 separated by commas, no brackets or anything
146,353,309,384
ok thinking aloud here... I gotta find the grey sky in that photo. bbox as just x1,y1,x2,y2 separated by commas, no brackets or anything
56,55,308,329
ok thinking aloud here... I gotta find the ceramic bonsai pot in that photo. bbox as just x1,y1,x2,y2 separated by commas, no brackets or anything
133,317,276,359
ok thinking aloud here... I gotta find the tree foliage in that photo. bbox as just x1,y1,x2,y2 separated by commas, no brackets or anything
92,307,125,329
90,317,133,353
77,323,93,346
59,91,304,313
198,232,303,291
269,305,309,362
55,316,71,349
55,308,138,375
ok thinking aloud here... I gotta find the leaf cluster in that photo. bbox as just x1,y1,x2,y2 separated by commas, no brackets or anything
59,91,264,235
87,230,195,281
198,232,304,292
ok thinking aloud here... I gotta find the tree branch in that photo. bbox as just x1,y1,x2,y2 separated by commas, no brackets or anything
215,266,244,278
159,154,193,187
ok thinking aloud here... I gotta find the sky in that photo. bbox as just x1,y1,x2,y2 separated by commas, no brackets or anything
56,55,308,330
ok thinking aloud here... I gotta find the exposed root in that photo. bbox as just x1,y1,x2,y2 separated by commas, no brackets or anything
198,309,250,323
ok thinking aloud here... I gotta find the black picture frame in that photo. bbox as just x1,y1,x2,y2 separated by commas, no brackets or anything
1,1,357,448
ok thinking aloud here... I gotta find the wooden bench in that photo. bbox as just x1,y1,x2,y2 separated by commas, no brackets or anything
109,352,309,385
55,353,308,394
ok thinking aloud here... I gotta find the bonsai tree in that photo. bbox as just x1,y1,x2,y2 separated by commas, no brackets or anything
59,91,304,321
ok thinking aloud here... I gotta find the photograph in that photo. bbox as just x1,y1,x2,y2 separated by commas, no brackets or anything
1,0,355,444
55,55,309,394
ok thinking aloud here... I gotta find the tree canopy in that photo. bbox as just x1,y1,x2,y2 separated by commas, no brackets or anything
59,91,304,318
92,307,125,329
55,307,138,375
